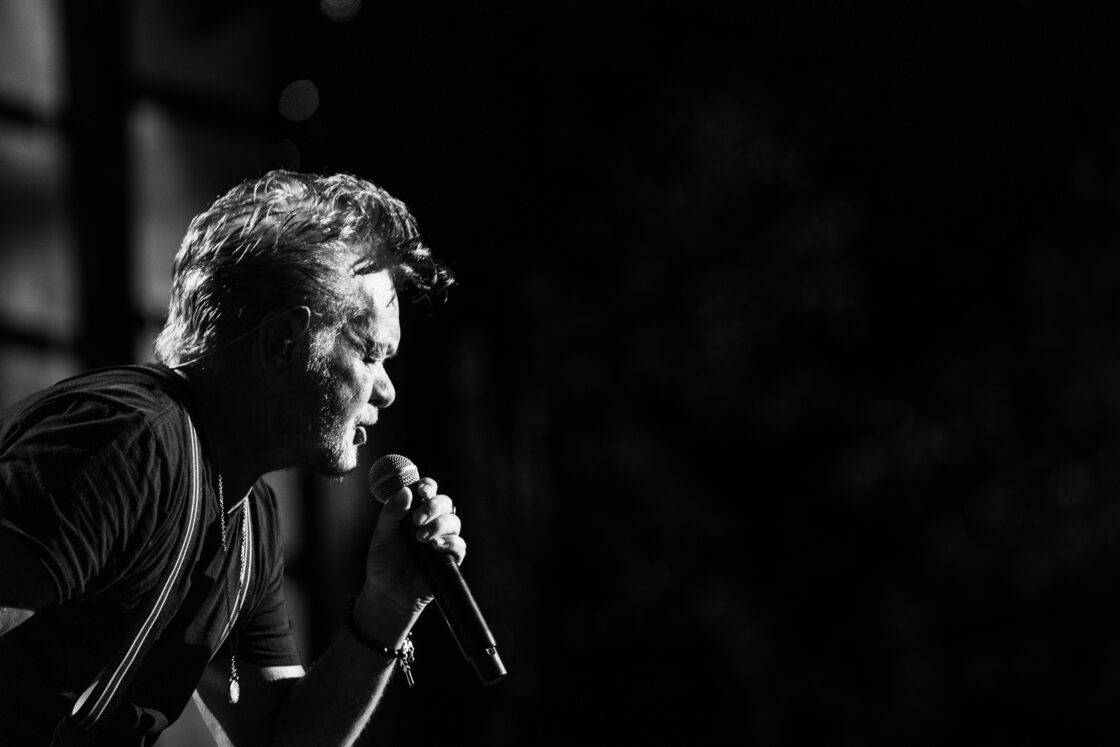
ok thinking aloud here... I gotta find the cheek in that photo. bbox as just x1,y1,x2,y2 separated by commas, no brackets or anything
315,360,363,413
345,364,374,405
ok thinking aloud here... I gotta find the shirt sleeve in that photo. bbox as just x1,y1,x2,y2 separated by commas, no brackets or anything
227,483,302,668
0,407,165,603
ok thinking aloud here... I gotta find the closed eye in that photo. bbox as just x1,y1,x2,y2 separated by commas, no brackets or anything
364,342,397,364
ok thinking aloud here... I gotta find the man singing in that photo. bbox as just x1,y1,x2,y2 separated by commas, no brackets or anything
0,171,462,745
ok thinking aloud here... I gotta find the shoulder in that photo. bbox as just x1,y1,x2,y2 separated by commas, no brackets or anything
0,365,199,515
0,367,200,599
0,365,187,457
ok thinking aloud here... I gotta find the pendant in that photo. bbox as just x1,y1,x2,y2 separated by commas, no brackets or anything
228,651,241,704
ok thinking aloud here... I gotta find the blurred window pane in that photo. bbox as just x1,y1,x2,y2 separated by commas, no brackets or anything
0,0,64,117
0,345,78,410
0,123,75,338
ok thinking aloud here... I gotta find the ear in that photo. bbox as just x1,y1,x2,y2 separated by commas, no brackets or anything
257,306,312,372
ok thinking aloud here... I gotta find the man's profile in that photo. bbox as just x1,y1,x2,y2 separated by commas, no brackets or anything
0,171,463,745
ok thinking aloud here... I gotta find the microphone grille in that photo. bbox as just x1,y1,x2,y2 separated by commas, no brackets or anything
369,453,420,502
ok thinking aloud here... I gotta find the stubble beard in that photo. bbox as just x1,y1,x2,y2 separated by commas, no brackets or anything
303,350,360,479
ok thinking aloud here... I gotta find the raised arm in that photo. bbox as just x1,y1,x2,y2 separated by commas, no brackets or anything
195,477,463,747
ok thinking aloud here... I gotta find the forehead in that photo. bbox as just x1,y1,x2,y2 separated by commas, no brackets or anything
345,269,401,344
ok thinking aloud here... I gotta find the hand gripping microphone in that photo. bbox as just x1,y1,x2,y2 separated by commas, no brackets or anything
368,454,508,685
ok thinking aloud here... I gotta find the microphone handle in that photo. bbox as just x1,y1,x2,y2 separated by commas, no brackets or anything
399,505,508,685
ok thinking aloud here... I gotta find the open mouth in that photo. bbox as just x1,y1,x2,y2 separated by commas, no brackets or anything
354,425,367,445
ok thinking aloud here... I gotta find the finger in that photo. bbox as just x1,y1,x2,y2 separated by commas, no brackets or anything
430,535,467,566
416,513,462,542
414,477,438,503
375,486,413,523
413,494,454,525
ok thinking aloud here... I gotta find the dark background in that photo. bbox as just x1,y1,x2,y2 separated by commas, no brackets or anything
3,1,1120,744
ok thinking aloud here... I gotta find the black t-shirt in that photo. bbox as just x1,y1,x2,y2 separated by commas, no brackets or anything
0,365,301,743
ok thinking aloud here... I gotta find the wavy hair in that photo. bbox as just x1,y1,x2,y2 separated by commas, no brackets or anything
154,171,453,368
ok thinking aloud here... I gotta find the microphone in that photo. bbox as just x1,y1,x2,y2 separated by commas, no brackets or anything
368,454,508,686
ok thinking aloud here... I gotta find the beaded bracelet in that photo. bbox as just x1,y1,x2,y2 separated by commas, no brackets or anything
344,596,416,686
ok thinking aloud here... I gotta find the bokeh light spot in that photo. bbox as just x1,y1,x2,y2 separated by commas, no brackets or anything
278,79,319,122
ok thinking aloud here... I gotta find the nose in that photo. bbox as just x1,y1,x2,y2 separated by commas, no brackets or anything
370,365,395,409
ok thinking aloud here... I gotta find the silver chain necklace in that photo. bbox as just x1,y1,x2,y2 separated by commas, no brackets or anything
217,474,251,704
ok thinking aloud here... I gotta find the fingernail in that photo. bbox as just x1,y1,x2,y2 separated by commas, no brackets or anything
414,513,428,524
416,528,431,541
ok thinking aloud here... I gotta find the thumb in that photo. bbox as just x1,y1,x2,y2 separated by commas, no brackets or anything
372,486,413,533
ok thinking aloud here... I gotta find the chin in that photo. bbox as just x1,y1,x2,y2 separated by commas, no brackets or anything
326,451,360,477
306,441,360,478
310,462,358,481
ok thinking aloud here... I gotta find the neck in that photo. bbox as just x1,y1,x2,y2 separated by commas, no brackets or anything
173,366,274,500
